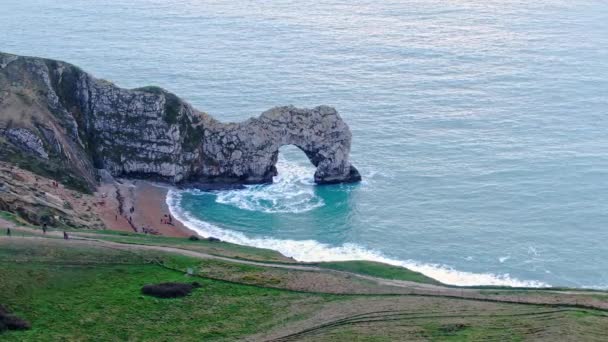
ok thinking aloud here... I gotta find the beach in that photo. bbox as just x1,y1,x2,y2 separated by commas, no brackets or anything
95,179,194,238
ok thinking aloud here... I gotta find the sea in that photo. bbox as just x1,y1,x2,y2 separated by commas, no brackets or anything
2,0,608,288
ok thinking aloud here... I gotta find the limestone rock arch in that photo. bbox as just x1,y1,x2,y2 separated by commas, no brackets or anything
0,51,361,187
199,105,361,184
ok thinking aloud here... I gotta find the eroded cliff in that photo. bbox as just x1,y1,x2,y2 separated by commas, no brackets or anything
0,52,361,191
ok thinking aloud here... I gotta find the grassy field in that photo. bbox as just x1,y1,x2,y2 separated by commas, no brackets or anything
1,218,608,340
0,239,330,341
317,260,441,285
85,230,294,263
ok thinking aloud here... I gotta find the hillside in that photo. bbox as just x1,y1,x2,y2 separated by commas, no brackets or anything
1,216,607,341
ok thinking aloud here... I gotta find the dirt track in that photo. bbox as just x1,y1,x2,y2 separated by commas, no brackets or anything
2,221,607,312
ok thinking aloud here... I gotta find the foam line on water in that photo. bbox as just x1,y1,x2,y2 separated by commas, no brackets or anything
214,158,324,213
167,189,549,288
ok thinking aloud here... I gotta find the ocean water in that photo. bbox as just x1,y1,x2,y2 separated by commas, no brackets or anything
3,0,608,287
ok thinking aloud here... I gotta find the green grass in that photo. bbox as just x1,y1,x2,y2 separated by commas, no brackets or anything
421,321,524,342
1,238,607,341
317,260,442,285
0,212,39,231
0,211,18,224
83,230,293,263
0,239,324,341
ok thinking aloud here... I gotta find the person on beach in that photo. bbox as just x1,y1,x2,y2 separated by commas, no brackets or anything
42,223,47,234
6,228,10,236
63,231,69,240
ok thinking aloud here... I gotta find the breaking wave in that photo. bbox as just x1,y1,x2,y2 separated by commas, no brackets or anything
167,189,549,288
214,158,324,213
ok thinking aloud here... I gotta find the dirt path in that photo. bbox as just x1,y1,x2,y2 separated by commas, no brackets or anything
1,223,607,312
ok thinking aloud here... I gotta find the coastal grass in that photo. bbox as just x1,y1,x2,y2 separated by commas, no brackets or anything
76,229,294,263
317,260,442,285
0,211,33,228
1,237,607,341
0,239,327,341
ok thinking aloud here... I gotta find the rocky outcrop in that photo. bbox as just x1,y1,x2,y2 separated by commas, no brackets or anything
199,105,360,184
0,162,105,229
0,52,360,190
2,127,49,159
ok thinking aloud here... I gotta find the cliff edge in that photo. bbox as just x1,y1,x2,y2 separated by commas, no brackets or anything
0,52,360,191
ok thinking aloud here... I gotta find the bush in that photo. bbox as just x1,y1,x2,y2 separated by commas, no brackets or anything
188,235,200,241
0,305,31,332
141,282,200,298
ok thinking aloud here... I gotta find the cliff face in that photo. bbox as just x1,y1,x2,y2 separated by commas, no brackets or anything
0,52,361,190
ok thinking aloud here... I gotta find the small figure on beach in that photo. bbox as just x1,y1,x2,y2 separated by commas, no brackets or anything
161,214,173,225
42,223,47,234
161,214,170,225
6,228,10,236
63,231,69,240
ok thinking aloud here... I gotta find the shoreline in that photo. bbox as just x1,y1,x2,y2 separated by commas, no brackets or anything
1,167,598,290
93,179,587,290
137,185,551,289
96,179,196,238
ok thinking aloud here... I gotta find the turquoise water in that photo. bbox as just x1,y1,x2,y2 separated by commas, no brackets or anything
3,0,608,287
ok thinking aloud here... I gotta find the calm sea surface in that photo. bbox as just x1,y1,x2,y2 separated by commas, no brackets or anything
3,0,608,287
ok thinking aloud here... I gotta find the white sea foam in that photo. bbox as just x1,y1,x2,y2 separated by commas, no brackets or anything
167,189,549,288
214,158,324,213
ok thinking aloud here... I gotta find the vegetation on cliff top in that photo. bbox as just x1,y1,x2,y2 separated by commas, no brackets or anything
1,235,607,341
318,260,442,285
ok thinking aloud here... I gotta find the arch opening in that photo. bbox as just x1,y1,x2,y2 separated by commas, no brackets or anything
273,145,317,183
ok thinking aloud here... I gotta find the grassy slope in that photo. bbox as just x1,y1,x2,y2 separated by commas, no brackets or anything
318,260,441,285
0,238,607,341
4,210,453,288
0,240,327,341
85,230,293,263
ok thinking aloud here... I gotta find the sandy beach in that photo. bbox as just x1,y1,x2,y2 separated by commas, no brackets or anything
95,179,195,238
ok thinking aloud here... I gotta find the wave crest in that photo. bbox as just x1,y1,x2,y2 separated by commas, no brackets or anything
167,189,548,288
214,158,324,213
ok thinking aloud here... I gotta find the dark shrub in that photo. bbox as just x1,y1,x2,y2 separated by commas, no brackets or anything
141,282,200,298
438,323,468,333
188,235,200,241
0,305,31,332
207,237,221,242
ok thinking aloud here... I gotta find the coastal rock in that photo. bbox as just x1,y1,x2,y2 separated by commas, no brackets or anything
0,52,361,190
3,128,49,159
0,162,105,229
